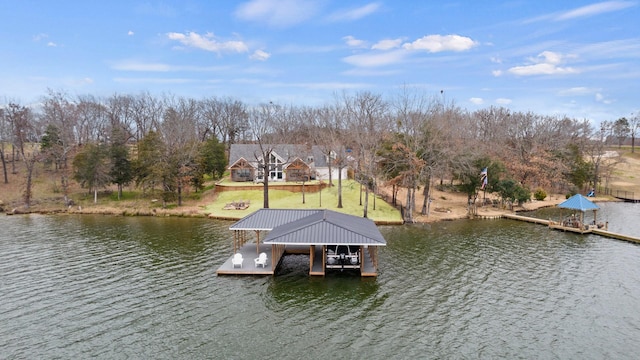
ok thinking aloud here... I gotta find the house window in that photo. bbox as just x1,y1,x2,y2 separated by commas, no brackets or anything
268,153,284,180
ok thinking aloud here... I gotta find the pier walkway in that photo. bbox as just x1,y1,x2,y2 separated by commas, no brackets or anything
502,213,640,245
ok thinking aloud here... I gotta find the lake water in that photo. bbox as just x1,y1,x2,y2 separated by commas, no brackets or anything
1,202,639,359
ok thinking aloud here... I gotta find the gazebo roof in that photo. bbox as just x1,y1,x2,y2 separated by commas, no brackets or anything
558,194,599,212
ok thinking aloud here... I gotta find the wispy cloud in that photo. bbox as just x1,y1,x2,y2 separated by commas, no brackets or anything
328,2,382,22
524,1,636,23
343,35,368,48
343,50,406,67
250,49,271,61
555,1,636,21
111,60,230,72
402,35,477,52
508,51,579,76
114,77,198,84
33,33,48,42
558,87,600,96
342,34,478,68
235,0,320,27
469,97,484,105
372,38,403,50
166,32,248,53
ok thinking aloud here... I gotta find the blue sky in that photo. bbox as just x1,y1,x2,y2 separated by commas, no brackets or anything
1,0,639,125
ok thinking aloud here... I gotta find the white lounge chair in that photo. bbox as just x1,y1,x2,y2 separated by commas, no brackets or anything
254,252,268,268
231,253,244,268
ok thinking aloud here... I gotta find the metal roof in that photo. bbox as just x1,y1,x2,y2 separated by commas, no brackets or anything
229,209,387,246
229,209,323,231
262,210,387,246
558,194,599,212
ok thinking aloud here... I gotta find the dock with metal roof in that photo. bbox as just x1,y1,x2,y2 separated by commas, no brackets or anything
217,209,386,277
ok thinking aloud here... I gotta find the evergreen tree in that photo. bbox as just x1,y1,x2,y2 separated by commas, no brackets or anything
109,127,133,200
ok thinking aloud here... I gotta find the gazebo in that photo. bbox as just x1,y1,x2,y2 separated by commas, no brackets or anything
556,194,600,230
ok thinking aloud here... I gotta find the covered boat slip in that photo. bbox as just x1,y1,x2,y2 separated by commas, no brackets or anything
217,209,386,277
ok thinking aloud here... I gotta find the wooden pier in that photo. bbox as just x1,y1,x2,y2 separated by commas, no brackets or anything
502,213,640,244
217,243,380,276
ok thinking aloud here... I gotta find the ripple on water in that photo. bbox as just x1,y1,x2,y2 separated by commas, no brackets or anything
1,214,640,359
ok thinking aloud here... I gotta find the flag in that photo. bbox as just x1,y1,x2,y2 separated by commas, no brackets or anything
480,167,488,190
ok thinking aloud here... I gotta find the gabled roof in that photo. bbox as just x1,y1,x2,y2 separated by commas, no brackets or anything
228,157,256,169
228,144,309,165
229,209,323,231
229,209,387,246
558,194,599,212
266,210,386,246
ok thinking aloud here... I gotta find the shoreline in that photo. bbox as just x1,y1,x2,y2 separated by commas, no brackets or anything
3,193,616,225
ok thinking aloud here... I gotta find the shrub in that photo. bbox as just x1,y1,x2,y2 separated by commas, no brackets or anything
534,188,547,201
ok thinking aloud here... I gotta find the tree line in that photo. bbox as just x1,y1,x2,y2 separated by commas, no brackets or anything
1,88,637,220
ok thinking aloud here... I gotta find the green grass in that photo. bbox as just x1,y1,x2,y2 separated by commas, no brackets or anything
204,180,403,223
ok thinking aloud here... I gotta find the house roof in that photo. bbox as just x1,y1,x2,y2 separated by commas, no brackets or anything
228,144,310,165
228,143,340,168
558,194,600,212
229,209,387,246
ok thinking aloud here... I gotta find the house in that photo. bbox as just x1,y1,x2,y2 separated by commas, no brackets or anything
228,144,349,183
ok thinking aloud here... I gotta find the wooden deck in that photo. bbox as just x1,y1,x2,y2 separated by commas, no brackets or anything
503,213,640,244
217,243,380,276
216,243,276,275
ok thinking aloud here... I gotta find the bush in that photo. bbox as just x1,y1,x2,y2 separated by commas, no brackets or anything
533,188,547,201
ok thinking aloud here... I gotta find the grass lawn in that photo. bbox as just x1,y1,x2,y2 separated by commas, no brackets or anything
204,180,403,223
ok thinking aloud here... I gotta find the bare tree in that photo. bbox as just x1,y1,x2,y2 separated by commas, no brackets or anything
130,92,164,142
342,91,389,218
158,96,201,206
6,103,40,208
612,117,630,148
246,102,290,209
0,106,9,183
629,113,640,153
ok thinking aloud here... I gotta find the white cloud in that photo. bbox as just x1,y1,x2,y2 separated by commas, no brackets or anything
372,38,403,50
402,34,477,52
558,87,599,96
492,70,503,77
469,97,484,105
343,35,367,48
250,49,271,61
496,98,512,105
328,2,382,21
33,33,48,41
114,77,197,84
166,32,248,53
47,42,57,47
555,1,636,21
595,92,613,104
128,31,134,36
342,50,406,67
235,0,320,27
507,51,579,76
111,60,230,72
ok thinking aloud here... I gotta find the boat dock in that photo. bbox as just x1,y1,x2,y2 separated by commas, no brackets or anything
502,213,640,244
216,243,380,276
